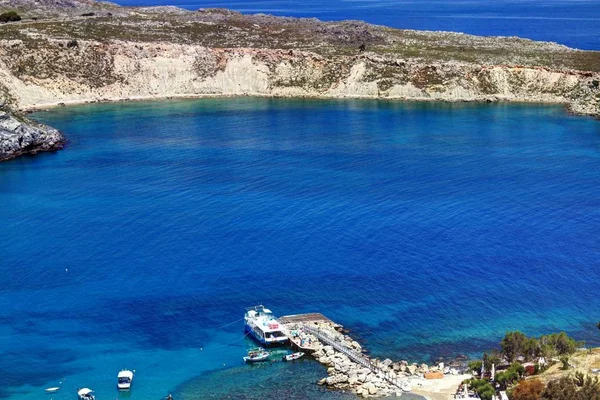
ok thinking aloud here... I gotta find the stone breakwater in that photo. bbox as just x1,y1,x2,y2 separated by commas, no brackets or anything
0,105,65,161
296,322,467,398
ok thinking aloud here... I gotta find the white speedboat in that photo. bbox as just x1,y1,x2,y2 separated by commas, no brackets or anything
283,352,304,361
243,348,271,363
244,305,289,347
77,388,95,400
45,387,60,393
117,370,134,390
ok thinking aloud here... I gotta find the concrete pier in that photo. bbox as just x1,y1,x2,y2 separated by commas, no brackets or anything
279,313,343,329
279,313,342,353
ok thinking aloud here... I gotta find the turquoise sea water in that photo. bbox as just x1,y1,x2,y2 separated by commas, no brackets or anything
1,98,600,400
113,0,600,50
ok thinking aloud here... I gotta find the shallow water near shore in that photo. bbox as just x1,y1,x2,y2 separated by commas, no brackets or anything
1,98,600,400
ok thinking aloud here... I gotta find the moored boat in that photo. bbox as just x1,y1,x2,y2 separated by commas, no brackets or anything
243,348,271,363
117,370,134,390
244,305,289,347
45,387,60,393
282,352,305,361
77,388,95,400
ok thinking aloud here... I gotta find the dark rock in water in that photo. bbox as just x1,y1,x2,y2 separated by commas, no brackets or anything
0,110,66,162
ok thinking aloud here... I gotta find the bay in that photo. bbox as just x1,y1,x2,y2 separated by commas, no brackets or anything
1,98,600,399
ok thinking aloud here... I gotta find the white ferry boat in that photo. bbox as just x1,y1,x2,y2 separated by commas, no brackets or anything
244,305,289,347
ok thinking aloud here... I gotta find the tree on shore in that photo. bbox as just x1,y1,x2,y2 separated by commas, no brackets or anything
542,332,580,356
500,331,580,362
467,378,495,400
495,363,525,390
468,360,482,374
483,351,502,372
542,372,600,400
560,355,570,370
501,331,534,362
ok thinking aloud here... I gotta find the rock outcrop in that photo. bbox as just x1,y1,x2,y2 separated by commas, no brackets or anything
0,105,65,161
308,322,466,397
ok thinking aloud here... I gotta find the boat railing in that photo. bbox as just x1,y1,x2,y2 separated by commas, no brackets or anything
245,305,266,312
303,325,404,389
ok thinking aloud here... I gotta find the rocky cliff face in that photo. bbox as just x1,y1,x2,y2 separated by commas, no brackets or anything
0,105,65,161
0,3,598,161
0,40,598,117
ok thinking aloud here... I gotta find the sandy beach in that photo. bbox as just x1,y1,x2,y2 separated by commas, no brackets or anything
412,374,471,400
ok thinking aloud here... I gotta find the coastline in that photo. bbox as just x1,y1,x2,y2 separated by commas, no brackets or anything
8,80,595,162
21,91,572,112
0,3,597,161
0,3,599,400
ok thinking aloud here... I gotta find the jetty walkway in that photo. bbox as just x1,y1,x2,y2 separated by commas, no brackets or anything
279,313,340,353
302,325,405,390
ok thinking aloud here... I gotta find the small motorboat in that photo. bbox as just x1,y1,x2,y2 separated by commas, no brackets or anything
243,348,270,363
117,369,134,390
45,387,60,393
282,352,304,361
77,388,96,400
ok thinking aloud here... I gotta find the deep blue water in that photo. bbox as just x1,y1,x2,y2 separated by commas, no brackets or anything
112,0,600,50
1,98,600,400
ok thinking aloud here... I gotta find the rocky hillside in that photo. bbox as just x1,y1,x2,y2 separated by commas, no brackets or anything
0,0,598,160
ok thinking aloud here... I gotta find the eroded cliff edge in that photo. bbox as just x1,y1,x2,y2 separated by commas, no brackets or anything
0,1,599,160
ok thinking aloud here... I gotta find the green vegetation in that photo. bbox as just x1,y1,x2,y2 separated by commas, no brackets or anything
0,11,21,23
495,363,525,390
466,378,496,400
465,331,591,399
560,355,570,370
500,331,581,362
501,332,537,362
468,360,483,373
483,352,502,372
542,372,600,400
